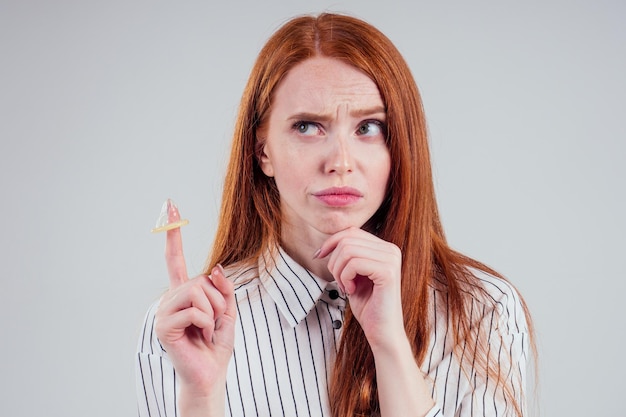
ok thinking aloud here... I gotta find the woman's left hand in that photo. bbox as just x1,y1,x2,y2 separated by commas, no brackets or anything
317,227,406,351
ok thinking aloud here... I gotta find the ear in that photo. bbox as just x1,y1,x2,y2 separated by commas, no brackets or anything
256,138,274,177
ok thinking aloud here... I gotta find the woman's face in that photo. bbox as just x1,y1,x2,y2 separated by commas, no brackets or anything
259,56,391,242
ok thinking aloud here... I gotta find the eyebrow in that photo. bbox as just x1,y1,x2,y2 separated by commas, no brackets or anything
287,106,387,122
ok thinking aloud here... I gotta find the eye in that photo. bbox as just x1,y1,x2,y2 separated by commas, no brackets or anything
356,120,385,137
293,121,322,136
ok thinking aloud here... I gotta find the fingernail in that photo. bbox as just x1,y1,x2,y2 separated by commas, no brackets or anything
168,199,180,222
312,249,321,259
151,198,189,233
213,264,225,277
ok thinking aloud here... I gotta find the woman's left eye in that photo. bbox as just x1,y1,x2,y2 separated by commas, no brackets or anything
356,121,385,137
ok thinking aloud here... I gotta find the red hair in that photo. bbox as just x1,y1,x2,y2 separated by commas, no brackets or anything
207,13,534,417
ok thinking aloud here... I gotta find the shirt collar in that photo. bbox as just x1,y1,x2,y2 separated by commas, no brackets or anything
259,247,343,327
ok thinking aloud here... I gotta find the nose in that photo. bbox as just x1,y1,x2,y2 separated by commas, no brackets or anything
325,135,353,174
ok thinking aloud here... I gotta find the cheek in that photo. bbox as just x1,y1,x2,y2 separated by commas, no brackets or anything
274,165,310,197
372,149,391,179
272,158,319,205
270,144,319,180
372,154,392,197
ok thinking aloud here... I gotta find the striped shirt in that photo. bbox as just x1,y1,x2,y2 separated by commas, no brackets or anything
136,248,528,417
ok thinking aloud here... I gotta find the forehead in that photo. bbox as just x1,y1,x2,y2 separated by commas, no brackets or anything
271,57,383,114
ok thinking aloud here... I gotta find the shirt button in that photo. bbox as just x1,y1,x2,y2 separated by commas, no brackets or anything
332,320,343,329
328,289,340,299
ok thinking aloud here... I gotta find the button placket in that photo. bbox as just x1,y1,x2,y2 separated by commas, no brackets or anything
324,286,345,331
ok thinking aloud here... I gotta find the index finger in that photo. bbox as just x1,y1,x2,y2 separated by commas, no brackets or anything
315,227,360,259
164,199,188,288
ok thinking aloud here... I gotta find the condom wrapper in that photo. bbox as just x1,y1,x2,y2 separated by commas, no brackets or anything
150,199,189,233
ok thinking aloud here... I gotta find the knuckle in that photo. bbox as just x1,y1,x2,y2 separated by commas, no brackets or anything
187,307,199,321
154,314,167,338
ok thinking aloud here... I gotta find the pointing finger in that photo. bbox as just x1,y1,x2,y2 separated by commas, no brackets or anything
165,199,188,288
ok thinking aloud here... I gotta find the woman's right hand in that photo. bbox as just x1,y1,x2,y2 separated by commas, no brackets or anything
154,201,236,414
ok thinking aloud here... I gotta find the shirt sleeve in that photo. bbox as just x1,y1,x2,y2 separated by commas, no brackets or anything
425,274,530,417
457,278,530,416
135,301,179,417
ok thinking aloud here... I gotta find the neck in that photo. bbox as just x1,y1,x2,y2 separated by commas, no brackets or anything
280,227,334,282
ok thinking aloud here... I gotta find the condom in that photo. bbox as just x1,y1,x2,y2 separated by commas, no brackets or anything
150,199,189,233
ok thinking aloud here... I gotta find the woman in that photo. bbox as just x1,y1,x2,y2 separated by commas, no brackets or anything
137,13,533,417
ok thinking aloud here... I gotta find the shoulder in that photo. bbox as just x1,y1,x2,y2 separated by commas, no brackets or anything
467,268,529,336
223,261,262,294
430,266,529,337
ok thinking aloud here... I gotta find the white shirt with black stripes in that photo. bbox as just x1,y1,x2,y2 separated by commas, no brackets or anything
136,247,528,417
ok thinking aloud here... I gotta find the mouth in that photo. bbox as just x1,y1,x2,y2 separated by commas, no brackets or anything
313,187,363,207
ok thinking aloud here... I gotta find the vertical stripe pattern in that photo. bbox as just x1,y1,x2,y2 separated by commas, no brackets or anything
136,250,528,417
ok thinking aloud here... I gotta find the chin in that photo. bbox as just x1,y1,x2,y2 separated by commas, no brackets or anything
316,219,367,235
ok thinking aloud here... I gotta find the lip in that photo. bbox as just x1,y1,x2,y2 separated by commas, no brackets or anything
313,187,363,207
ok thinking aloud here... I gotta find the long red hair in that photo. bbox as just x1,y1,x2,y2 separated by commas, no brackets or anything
207,13,534,417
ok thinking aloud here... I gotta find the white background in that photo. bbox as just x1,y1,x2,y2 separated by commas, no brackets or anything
1,1,624,416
